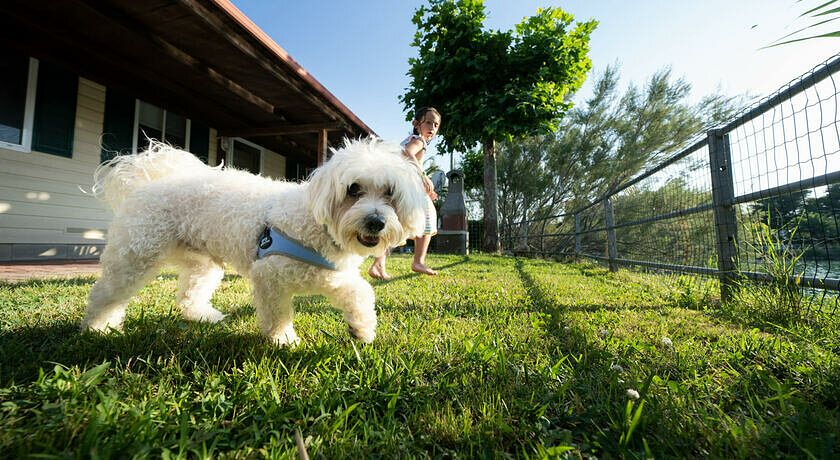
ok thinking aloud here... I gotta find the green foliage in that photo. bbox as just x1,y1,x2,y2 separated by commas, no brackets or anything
460,147,483,193
751,190,811,229
559,66,743,206
403,0,597,152
501,65,743,219
404,0,596,251
745,186,840,260
811,183,840,212
487,65,744,254
606,178,716,267
496,137,561,226
766,0,840,47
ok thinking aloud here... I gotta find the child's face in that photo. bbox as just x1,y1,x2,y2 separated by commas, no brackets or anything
414,112,441,141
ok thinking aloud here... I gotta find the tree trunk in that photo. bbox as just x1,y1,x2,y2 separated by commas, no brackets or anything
482,138,501,253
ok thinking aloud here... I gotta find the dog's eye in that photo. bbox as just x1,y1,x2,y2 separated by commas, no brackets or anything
347,183,362,197
384,186,394,198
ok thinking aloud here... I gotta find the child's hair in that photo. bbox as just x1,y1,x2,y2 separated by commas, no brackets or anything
411,107,441,135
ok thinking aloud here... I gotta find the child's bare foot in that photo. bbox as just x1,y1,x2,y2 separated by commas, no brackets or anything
368,265,392,280
411,262,437,275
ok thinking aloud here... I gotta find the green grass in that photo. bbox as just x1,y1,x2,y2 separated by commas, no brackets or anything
1,254,838,458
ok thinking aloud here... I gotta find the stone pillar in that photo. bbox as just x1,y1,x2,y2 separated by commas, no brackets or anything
436,169,468,254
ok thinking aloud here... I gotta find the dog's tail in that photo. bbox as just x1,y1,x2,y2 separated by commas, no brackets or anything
92,141,210,209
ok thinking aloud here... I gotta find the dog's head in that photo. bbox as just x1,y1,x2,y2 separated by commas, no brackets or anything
306,138,428,256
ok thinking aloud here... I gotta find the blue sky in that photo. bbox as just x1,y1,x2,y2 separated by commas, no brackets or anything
232,0,838,164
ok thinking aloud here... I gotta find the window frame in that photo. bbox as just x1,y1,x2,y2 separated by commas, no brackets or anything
0,58,39,153
225,137,274,175
131,100,191,154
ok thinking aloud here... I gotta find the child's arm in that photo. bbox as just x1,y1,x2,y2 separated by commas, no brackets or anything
403,139,438,200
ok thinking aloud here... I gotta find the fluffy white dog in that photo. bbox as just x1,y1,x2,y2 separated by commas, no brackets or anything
81,138,427,346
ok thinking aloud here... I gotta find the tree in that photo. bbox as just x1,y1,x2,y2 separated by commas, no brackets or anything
751,190,811,230
611,178,716,267
402,0,596,252
495,137,557,249
808,183,840,212
553,66,743,207
465,65,745,255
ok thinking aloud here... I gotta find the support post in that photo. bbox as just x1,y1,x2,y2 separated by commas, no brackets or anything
708,128,739,302
317,129,328,166
574,213,582,260
604,198,618,272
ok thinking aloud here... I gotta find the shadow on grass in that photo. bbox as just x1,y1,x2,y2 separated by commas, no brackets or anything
0,314,360,386
368,256,471,284
513,258,840,457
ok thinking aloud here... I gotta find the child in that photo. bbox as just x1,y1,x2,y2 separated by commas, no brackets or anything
368,107,441,280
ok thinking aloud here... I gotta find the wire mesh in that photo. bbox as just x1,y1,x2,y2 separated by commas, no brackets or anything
725,56,840,312
610,143,716,270
499,53,840,313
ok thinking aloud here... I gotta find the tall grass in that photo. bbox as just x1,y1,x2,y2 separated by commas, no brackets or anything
732,217,807,325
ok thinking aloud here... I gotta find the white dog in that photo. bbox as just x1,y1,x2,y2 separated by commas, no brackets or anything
81,138,427,346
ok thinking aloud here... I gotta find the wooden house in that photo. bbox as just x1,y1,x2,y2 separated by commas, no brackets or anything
0,0,373,261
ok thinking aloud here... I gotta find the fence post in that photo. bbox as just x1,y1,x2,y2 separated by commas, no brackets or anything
708,128,739,302
604,198,618,272
574,213,582,260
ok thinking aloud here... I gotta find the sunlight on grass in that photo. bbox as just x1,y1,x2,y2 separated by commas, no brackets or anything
0,254,838,457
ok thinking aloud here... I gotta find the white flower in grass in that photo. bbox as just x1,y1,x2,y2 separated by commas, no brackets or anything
626,389,640,400
599,329,609,338
610,363,625,373
661,337,673,348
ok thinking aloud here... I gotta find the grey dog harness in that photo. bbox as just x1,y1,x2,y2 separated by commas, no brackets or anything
256,227,337,271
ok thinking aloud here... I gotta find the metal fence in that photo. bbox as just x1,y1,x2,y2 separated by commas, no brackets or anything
502,53,840,311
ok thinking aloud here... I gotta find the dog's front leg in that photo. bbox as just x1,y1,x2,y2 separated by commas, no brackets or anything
324,274,377,343
252,280,299,347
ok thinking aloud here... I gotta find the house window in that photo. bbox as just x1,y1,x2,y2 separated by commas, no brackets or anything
228,138,263,175
32,61,78,157
101,88,135,161
134,101,190,153
102,94,209,163
0,53,37,152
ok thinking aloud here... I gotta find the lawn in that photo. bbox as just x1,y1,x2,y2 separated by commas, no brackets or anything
1,254,838,458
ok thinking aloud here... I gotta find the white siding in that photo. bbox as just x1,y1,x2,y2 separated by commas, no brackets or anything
0,78,111,253
262,151,286,180
0,76,229,261
208,128,219,165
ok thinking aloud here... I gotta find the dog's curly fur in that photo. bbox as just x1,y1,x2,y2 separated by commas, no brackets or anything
81,138,427,345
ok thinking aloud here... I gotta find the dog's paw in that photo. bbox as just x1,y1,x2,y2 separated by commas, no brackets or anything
348,326,375,344
270,328,301,347
80,314,124,333
182,306,226,324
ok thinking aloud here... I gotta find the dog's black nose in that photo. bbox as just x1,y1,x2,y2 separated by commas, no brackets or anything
364,215,386,233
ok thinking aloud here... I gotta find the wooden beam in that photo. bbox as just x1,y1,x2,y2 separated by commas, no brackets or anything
317,129,328,166
218,123,343,137
80,0,276,116
0,5,245,129
178,0,345,121
152,37,275,114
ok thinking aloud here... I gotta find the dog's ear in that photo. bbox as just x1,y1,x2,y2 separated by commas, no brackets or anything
391,172,427,238
306,147,343,227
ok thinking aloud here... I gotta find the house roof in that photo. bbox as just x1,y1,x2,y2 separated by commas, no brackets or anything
0,0,374,164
